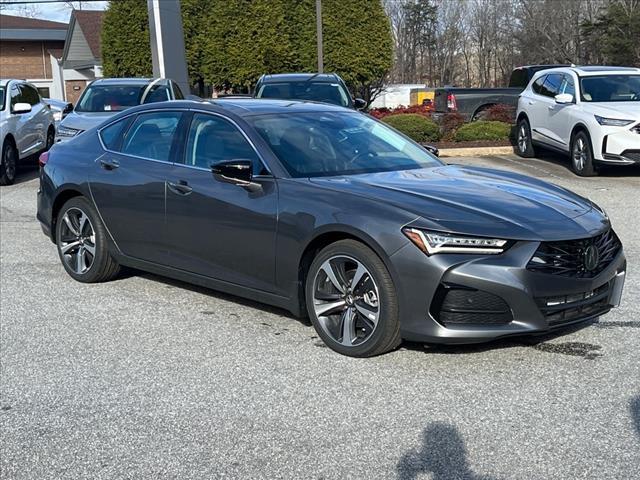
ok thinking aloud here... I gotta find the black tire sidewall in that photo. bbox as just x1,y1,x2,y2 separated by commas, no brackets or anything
1,141,17,185
516,118,534,158
571,131,596,176
55,197,113,283
305,240,399,357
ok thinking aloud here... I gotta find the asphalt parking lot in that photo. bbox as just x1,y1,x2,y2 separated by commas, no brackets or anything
1,153,639,479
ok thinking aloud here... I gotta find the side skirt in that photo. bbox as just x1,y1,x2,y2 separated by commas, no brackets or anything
114,252,302,316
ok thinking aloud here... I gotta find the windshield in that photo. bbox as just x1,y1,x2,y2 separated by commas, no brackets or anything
0,86,5,110
75,84,147,112
248,112,442,178
580,75,640,102
257,82,351,107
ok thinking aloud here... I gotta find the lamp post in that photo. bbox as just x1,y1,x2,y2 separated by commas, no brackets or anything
316,0,323,73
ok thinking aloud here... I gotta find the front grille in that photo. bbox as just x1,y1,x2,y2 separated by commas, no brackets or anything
621,149,640,162
431,286,513,326
536,283,611,327
527,229,621,278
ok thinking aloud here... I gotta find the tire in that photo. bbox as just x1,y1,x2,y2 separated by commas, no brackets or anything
571,130,597,177
55,196,121,283
0,140,18,186
305,239,401,357
45,126,55,151
516,117,536,158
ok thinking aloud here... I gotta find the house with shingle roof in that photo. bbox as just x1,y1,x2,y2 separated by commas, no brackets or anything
0,10,105,103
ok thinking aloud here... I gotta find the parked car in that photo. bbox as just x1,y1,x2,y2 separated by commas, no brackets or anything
434,65,566,121
43,98,73,127
56,77,184,142
254,73,366,109
516,66,640,176
0,79,55,185
37,99,625,357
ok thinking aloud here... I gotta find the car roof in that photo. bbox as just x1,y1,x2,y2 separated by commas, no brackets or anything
209,98,352,116
89,77,158,86
533,66,640,78
258,73,341,83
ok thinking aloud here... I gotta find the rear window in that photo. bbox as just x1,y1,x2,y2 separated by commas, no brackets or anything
257,81,351,107
76,84,147,112
509,69,529,88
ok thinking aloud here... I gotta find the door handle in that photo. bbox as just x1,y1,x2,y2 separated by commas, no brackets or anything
548,105,555,110
167,180,193,195
100,158,119,170
528,101,535,105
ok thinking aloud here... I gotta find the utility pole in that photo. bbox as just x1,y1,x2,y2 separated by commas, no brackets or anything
147,0,190,94
316,0,323,73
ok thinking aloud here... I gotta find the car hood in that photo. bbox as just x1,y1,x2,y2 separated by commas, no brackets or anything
582,102,639,121
60,111,117,132
309,165,609,240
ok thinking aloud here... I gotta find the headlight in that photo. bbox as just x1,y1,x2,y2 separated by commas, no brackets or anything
594,115,633,127
403,228,508,255
52,111,62,122
57,125,81,137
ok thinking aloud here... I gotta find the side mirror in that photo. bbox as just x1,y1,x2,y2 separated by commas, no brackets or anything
12,102,32,114
62,103,73,117
423,144,440,157
555,93,574,104
212,159,255,187
353,98,367,110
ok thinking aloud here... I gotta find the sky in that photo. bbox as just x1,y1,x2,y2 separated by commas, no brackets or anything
1,1,108,23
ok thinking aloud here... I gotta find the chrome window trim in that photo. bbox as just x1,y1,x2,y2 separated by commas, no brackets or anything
97,107,272,175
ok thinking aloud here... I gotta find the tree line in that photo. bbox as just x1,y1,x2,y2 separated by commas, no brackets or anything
101,0,639,99
385,0,640,87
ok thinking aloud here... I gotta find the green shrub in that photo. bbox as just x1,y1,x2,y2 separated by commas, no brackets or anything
454,121,511,142
382,114,440,142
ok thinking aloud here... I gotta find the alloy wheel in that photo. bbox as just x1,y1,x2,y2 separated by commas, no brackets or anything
46,129,55,150
573,137,586,171
312,255,380,347
3,145,17,182
517,125,528,153
59,207,96,274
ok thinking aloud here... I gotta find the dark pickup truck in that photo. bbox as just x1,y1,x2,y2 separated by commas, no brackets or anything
434,65,565,121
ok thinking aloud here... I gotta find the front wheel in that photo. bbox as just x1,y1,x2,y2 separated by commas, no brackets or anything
305,240,401,357
55,197,121,283
571,131,597,177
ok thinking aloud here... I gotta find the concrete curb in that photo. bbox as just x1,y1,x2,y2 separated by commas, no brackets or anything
438,146,515,158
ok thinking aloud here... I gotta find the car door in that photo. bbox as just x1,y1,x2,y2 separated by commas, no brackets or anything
546,74,577,152
523,75,548,144
165,111,278,293
21,84,47,152
9,84,31,157
532,73,565,147
89,111,184,264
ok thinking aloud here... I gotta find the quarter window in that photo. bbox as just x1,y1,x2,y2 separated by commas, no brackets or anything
532,76,546,95
121,112,182,162
100,118,131,151
183,113,265,174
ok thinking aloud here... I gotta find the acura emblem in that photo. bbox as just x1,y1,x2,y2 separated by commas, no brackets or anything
583,244,600,271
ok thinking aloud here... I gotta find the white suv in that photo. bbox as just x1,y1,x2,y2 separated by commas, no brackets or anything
516,66,640,176
0,79,55,185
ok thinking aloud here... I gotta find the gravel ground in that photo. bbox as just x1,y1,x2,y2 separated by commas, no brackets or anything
1,154,639,480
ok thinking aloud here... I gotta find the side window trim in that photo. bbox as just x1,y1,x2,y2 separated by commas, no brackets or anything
176,109,272,176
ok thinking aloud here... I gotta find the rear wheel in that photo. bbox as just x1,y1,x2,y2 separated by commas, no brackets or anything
516,118,536,158
55,197,121,283
305,240,401,357
571,131,597,177
0,140,18,186
45,126,55,151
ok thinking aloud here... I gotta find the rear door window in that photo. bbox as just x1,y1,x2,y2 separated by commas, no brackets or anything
100,117,132,151
540,74,563,98
121,112,182,162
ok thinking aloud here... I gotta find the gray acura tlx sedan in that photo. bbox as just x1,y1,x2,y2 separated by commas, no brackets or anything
37,99,626,357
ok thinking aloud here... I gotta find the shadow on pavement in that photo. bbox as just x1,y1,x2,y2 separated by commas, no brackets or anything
631,396,640,439
8,164,39,185
397,422,497,480
533,149,640,177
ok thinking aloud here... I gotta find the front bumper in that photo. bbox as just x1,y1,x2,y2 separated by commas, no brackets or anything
390,239,626,344
592,122,640,164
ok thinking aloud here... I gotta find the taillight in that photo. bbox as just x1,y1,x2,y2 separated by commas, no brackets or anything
447,93,457,112
39,151,49,168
